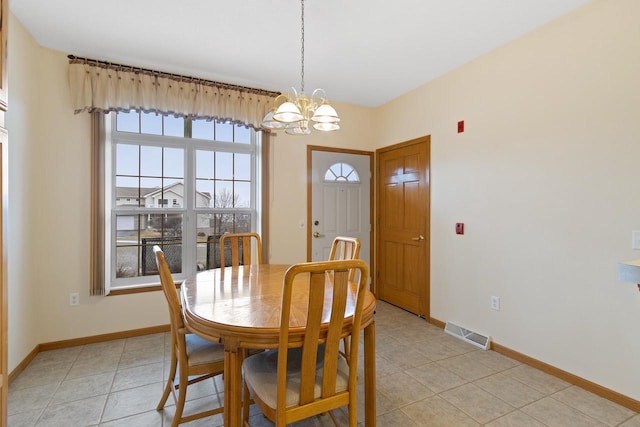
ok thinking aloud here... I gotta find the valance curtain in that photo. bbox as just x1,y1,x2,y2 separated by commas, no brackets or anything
68,56,279,130
76,56,277,296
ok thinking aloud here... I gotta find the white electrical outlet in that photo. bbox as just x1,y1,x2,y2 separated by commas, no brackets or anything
490,296,500,311
69,292,80,306
632,231,640,250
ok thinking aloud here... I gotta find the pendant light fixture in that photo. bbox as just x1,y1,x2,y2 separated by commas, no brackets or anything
261,0,340,135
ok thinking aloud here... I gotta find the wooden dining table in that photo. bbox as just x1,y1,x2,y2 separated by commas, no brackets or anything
180,263,377,427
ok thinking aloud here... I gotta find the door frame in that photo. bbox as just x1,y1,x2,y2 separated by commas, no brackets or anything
307,146,375,288
376,136,431,318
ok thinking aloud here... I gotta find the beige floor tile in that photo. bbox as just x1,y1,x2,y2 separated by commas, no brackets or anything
99,409,165,427
101,382,164,422
620,414,640,426
35,395,107,427
376,409,419,426
76,339,125,361
552,386,636,426
474,372,545,408
117,346,165,370
377,371,435,407
376,343,432,370
8,383,58,416
65,353,121,380
440,383,514,424
503,364,571,395
7,409,42,427
8,363,69,391
50,372,114,405
111,361,164,392
435,353,497,381
401,395,480,427
469,349,520,372
485,410,548,427
6,302,639,426
522,396,605,427
405,361,467,393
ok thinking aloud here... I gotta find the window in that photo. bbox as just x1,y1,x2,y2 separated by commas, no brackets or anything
324,162,360,182
107,111,260,290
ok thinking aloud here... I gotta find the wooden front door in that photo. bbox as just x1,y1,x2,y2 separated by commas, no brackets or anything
376,136,430,317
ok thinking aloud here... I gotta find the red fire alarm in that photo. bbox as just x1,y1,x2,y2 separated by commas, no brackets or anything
455,223,464,235
457,120,464,133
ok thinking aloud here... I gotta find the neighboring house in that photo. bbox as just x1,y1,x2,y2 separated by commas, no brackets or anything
115,183,212,234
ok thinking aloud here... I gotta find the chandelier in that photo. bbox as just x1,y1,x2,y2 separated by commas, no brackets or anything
261,0,340,135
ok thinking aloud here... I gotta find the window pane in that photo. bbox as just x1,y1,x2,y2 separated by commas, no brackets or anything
116,111,139,133
115,178,141,207
164,147,184,178
215,183,234,208
140,112,162,135
164,116,184,137
234,213,252,233
216,121,233,142
140,146,162,177
192,120,214,140
163,179,184,209
216,152,233,179
195,180,214,208
116,144,139,176
114,213,184,278
196,150,214,179
195,214,221,270
234,125,251,144
235,182,251,208
140,177,162,207
234,153,251,180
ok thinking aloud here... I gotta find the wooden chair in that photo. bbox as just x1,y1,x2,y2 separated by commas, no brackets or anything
328,236,361,357
154,246,225,427
329,236,361,280
219,232,263,267
242,259,370,427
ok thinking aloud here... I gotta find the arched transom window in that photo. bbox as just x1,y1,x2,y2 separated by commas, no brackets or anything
324,162,360,182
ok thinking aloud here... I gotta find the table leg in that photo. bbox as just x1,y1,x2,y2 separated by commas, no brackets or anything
224,346,243,427
364,321,376,426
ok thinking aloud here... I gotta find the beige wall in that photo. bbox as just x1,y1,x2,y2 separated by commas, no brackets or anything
268,101,376,263
375,0,640,400
7,15,169,372
6,0,640,403
6,14,41,371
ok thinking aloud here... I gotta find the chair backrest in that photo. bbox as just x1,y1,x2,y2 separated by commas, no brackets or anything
219,232,263,267
328,236,360,261
276,259,369,415
328,236,361,280
154,245,185,340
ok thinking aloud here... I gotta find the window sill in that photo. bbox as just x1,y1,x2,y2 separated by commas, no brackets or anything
108,283,179,296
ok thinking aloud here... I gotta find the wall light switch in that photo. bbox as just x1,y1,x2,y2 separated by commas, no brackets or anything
633,231,640,250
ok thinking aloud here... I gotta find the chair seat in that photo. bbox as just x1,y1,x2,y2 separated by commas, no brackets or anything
243,346,350,409
185,333,225,367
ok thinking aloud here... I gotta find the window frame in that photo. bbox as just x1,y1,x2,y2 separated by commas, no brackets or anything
104,113,261,292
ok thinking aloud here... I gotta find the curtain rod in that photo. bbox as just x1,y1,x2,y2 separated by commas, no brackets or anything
67,54,281,97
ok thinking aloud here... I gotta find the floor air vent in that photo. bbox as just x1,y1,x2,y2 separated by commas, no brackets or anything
444,322,490,350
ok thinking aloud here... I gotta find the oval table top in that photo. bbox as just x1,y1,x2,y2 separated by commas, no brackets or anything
181,263,376,349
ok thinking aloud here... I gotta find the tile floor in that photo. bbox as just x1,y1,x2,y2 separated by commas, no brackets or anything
7,301,640,426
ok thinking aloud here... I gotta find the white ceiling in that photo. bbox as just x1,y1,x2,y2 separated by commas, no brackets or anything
12,0,592,107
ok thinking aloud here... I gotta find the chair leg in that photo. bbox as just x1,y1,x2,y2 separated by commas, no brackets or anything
242,379,251,426
157,353,177,410
342,337,351,359
172,364,189,427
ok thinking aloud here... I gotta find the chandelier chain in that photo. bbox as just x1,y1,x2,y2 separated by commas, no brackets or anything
300,0,305,94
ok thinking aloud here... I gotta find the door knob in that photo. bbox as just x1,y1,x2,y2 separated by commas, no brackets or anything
313,232,320,238
411,235,425,241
